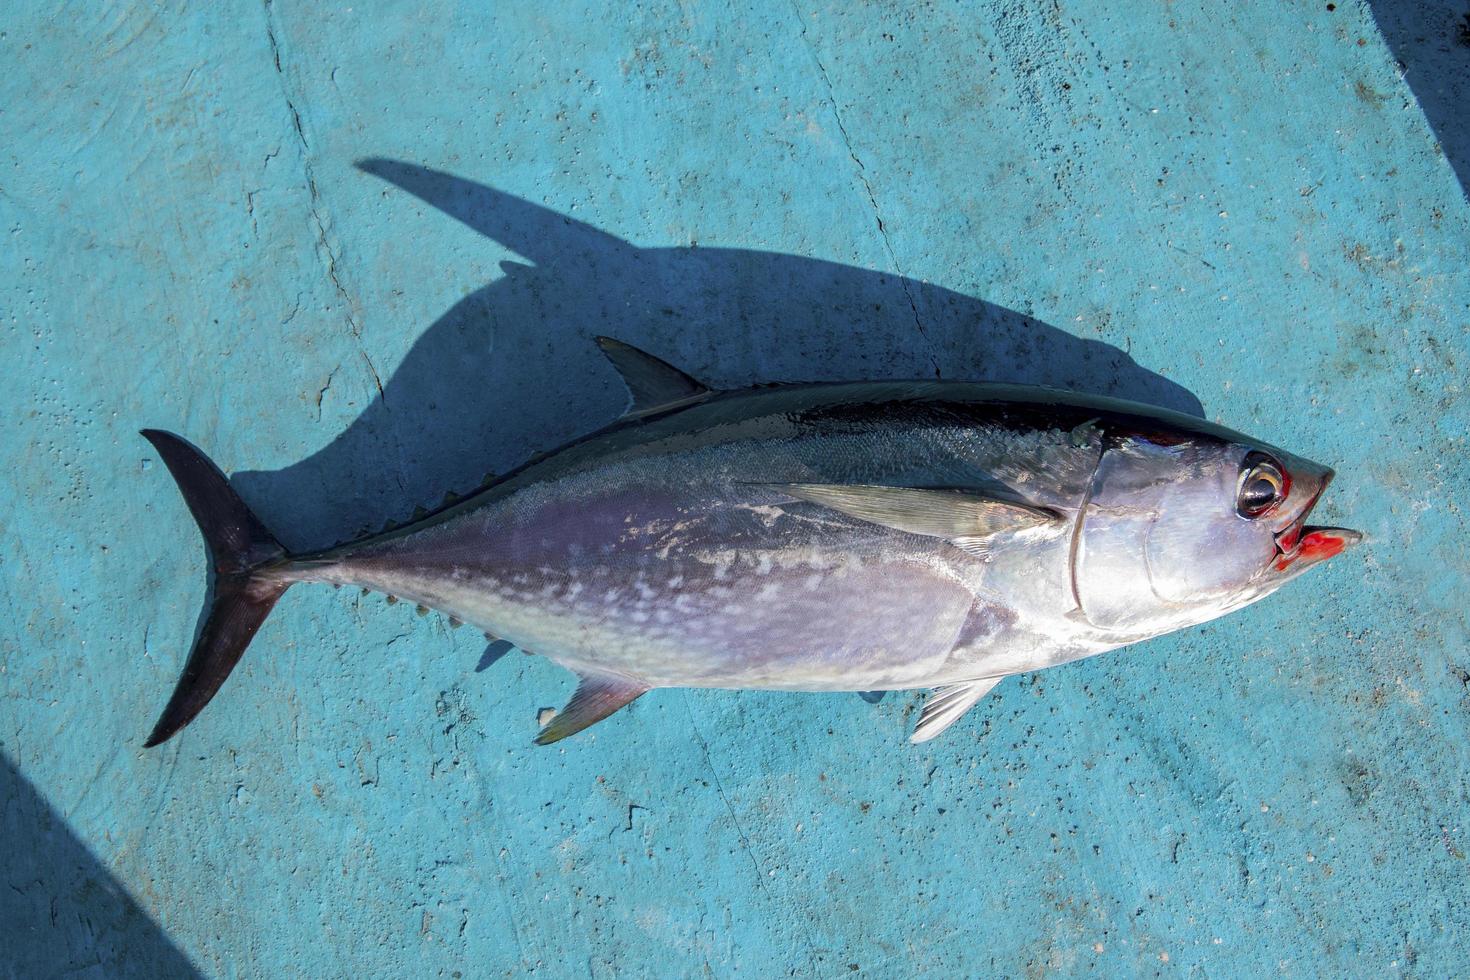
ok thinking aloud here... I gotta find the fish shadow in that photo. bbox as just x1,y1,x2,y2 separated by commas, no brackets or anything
232,159,1203,548
0,753,202,978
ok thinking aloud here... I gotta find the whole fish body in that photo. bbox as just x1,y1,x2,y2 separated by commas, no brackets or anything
141,338,1359,746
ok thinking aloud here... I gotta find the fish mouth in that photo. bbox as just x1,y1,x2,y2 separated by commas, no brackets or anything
1271,470,1362,572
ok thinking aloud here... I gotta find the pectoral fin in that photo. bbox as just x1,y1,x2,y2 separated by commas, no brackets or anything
910,677,1002,743
774,484,1060,540
534,673,649,745
595,336,711,416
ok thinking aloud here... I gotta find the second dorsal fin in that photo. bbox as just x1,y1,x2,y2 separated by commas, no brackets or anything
595,336,711,416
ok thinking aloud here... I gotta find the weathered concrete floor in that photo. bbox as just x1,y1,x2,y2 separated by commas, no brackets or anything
2,1,1468,976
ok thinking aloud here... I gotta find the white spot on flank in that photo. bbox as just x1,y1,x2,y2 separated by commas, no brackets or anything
734,503,784,526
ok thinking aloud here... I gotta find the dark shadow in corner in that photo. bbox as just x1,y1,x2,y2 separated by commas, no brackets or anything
231,160,1203,548
0,754,201,979
1369,0,1470,196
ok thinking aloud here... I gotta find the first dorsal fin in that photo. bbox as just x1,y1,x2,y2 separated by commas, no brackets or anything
910,677,1002,743
534,672,649,745
595,336,711,416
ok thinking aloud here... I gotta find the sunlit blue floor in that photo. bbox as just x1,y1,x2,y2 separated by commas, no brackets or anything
2,1,1468,975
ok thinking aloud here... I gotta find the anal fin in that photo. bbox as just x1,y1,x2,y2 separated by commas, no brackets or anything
910,677,1003,743
535,673,649,745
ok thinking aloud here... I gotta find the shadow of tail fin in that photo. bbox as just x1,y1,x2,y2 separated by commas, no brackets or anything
140,430,291,747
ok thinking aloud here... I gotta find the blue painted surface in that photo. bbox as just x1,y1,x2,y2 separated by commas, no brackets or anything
2,1,1468,976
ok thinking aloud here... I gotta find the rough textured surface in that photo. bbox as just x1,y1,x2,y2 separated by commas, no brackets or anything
2,1,1468,976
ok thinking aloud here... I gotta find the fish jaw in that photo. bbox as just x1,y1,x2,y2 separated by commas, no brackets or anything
1272,526,1363,575
1267,467,1362,576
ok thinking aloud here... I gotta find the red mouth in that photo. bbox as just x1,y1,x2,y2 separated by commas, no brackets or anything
1271,473,1360,571
1297,527,1355,560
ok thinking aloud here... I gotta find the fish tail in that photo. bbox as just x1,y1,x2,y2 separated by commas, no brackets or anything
140,430,292,748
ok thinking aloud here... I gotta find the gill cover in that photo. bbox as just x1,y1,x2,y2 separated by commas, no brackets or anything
1071,438,1264,633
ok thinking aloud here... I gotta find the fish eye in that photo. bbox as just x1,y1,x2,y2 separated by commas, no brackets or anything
1237,453,1287,519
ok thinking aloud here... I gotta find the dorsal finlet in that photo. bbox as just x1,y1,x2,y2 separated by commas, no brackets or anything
594,336,711,416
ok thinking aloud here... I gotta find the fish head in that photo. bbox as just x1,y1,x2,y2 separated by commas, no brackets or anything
1071,422,1360,636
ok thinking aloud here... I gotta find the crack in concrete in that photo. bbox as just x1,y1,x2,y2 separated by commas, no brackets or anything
789,1,940,380
142,741,182,841
682,694,824,974
315,363,340,420
682,697,764,884
262,0,386,403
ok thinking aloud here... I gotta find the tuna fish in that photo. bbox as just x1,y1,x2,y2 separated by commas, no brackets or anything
141,338,1360,747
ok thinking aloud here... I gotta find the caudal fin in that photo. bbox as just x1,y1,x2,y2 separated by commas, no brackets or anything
140,430,291,747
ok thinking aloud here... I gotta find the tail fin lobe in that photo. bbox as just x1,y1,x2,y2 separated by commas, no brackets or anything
140,430,291,747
